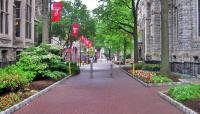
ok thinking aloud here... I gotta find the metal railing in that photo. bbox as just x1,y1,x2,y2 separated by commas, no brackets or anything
170,62,200,77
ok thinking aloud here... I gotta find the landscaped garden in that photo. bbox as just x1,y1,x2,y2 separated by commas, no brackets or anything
164,84,200,113
0,44,80,111
121,62,184,86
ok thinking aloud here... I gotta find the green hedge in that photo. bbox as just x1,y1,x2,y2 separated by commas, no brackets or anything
135,62,160,71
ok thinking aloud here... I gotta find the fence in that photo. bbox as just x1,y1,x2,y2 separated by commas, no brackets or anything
170,62,200,77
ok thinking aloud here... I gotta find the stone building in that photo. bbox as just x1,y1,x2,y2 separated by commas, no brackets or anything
138,0,200,75
0,0,37,62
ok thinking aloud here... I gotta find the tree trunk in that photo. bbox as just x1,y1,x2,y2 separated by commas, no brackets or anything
42,0,49,43
161,0,170,74
132,0,139,64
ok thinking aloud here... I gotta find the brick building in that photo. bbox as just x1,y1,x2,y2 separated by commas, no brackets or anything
138,0,200,76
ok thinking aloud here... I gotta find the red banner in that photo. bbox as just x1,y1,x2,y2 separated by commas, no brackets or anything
72,23,80,38
79,36,85,42
52,2,62,22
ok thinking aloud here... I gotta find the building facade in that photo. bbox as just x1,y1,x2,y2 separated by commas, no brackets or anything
0,0,36,62
138,0,200,75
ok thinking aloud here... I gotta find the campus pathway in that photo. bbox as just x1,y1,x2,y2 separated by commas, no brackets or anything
14,61,183,114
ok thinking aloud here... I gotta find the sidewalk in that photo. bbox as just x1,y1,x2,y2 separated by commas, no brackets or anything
14,61,182,114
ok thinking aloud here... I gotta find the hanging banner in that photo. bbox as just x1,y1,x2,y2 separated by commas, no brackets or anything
72,23,80,38
52,2,63,22
79,36,85,43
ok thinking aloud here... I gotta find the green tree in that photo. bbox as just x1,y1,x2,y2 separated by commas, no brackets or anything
93,0,140,64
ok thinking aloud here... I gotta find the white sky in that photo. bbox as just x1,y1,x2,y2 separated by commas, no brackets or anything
54,0,99,11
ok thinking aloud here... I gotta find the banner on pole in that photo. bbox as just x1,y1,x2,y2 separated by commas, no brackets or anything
72,23,80,38
52,2,62,22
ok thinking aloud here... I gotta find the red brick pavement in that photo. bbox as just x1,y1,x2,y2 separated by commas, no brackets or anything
14,62,182,114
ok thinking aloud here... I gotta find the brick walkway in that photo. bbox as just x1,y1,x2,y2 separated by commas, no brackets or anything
14,61,182,114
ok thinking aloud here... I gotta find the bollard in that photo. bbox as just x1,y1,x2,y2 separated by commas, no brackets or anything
90,58,93,78
110,63,113,77
68,62,72,75
132,63,135,76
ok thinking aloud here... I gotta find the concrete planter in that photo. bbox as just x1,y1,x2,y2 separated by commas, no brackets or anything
158,91,198,114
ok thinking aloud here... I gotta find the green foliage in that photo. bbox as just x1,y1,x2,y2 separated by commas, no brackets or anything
168,84,200,101
142,64,160,71
135,62,160,71
66,62,80,75
0,65,32,91
0,93,21,111
43,71,67,80
52,0,96,41
152,75,173,83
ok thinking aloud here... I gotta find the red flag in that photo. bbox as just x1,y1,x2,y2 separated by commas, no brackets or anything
52,2,62,22
72,23,80,38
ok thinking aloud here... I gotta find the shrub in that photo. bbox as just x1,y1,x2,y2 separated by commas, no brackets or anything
0,93,21,111
43,71,67,80
152,75,173,83
0,65,32,91
168,84,200,101
142,64,160,71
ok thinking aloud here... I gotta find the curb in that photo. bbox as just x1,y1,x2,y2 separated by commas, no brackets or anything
119,66,189,87
0,75,72,114
158,91,198,114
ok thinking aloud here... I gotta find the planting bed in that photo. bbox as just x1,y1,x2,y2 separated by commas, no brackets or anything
0,78,57,111
121,66,188,87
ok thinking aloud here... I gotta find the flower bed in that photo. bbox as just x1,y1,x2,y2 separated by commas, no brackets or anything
130,70,173,83
159,84,200,114
122,68,187,87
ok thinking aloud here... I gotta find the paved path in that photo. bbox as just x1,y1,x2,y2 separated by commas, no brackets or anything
14,61,182,114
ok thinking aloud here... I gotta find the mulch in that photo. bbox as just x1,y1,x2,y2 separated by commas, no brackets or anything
182,100,200,114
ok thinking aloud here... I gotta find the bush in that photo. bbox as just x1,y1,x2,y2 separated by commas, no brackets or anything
16,44,74,79
0,65,32,91
0,93,21,111
43,71,67,80
152,75,173,83
135,62,145,70
142,64,160,71
168,84,200,101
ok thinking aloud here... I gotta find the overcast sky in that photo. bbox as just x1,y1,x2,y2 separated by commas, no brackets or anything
54,0,99,11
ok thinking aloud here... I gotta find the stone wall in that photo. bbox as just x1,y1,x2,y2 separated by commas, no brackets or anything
138,0,200,63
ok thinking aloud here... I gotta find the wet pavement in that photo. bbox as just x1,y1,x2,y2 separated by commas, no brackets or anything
14,61,183,114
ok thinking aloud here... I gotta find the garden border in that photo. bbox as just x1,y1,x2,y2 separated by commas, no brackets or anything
0,75,72,114
158,91,198,114
119,66,189,87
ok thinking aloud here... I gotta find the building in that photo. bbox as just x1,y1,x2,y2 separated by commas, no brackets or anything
0,0,38,62
138,0,200,76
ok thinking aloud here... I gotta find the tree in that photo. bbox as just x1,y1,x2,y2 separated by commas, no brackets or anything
160,0,170,74
93,0,140,64
51,0,96,48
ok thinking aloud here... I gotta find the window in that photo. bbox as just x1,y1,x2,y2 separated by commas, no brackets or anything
2,50,8,62
15,1,21,37
25,0,32,39
0,0,9,35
